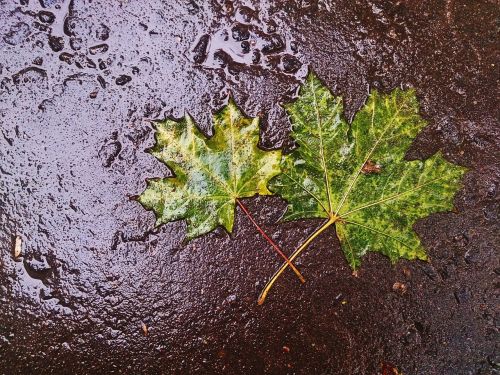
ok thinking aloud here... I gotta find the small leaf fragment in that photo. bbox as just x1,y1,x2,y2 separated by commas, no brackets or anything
13,235,22,258
141,322,148,336
361,160,382,174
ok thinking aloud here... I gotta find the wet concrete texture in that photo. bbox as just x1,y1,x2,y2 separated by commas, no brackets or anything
0,1,498,374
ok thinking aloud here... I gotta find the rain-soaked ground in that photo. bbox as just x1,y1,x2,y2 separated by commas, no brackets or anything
0,1,499,374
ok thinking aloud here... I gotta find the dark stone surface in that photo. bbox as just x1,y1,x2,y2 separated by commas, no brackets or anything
0,1,498,374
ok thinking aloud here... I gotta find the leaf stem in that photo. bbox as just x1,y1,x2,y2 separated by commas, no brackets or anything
258,215,336,305
236,199,305,283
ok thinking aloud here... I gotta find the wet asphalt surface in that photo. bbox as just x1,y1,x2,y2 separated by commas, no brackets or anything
0,1,499,374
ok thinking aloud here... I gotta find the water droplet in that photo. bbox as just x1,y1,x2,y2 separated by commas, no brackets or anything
97,75,107,89
231,23,250,41
48,35,65,52
12,67,47,86
89,44,109,55
186,0,200,14
99,140,122,167
235,6,257,24
190,34,210,64
39,0,65,8
240,40,250,53
3,22,30,46
225,294,237,305
251,50,260,64
59,52,74,65
86,58,97,69
61,342,71,350
260,33,285,55
38,11,55,24
95,23,110,41
33,56,43,66
115,75,132,86
281,54,302,73
69,37,83,51
23,256,52,280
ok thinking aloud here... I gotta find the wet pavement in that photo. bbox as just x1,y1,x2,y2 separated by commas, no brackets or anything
0,1,498,374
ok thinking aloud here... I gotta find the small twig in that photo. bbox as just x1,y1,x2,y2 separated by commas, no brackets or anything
236,198,305,283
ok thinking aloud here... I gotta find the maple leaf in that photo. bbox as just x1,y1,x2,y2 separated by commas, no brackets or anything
139,100,306,282
259,72,467,303
138,100,282,239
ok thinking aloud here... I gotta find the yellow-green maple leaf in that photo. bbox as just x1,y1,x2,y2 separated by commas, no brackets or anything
139,100,281,239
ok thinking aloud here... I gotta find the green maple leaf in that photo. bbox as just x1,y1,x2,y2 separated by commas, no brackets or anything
261,72,466,299
138,100,281,239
